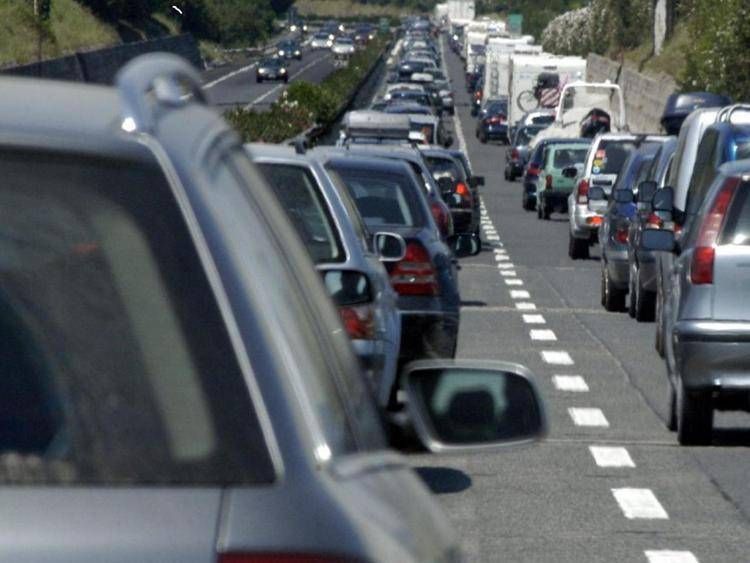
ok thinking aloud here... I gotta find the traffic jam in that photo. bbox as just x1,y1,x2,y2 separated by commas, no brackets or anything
0,0,748,561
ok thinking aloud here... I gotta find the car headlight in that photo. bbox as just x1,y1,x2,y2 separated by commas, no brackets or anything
328,34,335,40
258,68,267,74
290,25,297,32
303,25,308,31
327,41,333,47
280,68,287,74
368,34,374,40
294,50,300,56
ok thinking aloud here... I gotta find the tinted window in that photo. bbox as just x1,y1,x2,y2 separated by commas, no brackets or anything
327,164,424,228
0,150,275,485
720,183,750,245
552,147,589,169
424,155,465,181
486,101,507,115
686,130,720,215
733,137,750,161
515,126,544,146
258,163,345,264
591,140,638,175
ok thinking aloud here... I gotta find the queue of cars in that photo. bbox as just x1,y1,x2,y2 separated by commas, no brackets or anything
0,16,551,560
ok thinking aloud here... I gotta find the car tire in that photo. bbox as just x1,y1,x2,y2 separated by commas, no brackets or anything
542,202,551,220
479,132,487,144
284,76,289,83
628,264,637,318
676,379,713,445
536,201,543,219
569,233,589,260
666,379,678,431
256,76,262,83
655,280,665,357
602,262,626,312
634,268,656,322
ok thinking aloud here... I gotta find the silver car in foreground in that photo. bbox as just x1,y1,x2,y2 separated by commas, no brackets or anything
0,54,546,561
645,160,750,445
248,143,403,408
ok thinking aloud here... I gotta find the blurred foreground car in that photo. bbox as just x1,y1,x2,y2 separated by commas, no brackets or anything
0,54,546,562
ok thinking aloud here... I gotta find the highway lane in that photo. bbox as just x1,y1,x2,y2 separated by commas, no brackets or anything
408,42,750,562
203,45,334,110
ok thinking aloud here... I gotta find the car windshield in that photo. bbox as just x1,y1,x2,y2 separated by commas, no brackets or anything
592,140,639,175
337,38,354,45
257,163,345,264
326,164,423,228
263,58,282,67
486,101,508,115
0,149,275,485
314,33,328,39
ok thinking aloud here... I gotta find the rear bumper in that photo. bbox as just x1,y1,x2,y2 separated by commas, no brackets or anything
674,321,750,391
480,125,508,139
451,208,476,234
399,310,459,363
571,203,600,239
539,190,570,206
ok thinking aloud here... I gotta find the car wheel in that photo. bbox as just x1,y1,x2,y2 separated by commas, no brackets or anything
479,132,487,144
603,262,626,312
655,280,665,356
666,379,677,431
284,76,289,83
505,169,510,181
256,76,262,83
569,233,589,260
634,268,656,322
628,262,637,318
676,379,713,445
542,203,551,220
536,201,543,219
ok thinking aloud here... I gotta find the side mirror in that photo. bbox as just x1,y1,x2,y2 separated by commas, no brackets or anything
403,360,547,453
322,270,372,306
613,188,634,204
637,180,657,204
469,175,485,187
374,232,407,262
562,166,578,179
447,232,481,257
652,186,674,213
641,228,676,253
436,176,455,199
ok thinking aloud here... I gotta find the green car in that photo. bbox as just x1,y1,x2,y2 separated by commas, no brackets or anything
535,141,591,220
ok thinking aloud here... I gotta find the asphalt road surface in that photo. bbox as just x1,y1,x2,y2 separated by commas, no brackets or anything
202,42,334,110
409,41,750,562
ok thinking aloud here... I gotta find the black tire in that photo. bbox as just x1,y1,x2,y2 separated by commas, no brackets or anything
676,379,713,445
284,76,289,83
537,201,543,219
542,202,551,220
666,379,677,431
628,265,637,318
479,132,487,144
256,76,262,83
505,169,511,181
602,262,626,312
634,268,656,322
569,233,589,260
655,282,666,357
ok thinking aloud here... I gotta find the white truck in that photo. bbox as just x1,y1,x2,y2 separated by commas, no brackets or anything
508,54,587,126
464,21,490,77
483,38,538,105
447,0,475,23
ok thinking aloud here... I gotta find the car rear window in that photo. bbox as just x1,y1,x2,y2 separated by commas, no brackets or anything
258,163,345,264
424,155,465,182
720,183,750,245
515,126,544,146
551,147,589,169
0,149,275,485
327,164,424,228
591,140,638,175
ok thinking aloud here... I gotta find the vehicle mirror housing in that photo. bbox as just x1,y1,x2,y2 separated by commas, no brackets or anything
374,231,407,262
652,186,674,212
447,233,481,257
403,360,547,454
469,175,485,187
322,270,372,307
637,180,658,203
562,166,578,179
613,188,634,204
641,228,676,253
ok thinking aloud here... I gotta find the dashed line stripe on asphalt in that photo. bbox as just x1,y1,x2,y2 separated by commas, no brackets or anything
505,278,524,286
552,375,589,391
645,551,699,563
530,329,557,341
523,314,546,324
510,290,530,299
541,350,574,365
589,446,635,468
515,302,537,310
497,263,515,269
500,270,518,277
612,488,669,520
568,407,609,427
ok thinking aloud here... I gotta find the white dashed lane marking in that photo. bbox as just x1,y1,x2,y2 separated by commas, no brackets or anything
645,551,699,563
497,263,514,269
500,270,518,277
530,329,557,341
495,254,510,261
541,350,574,365
516,302,537,310
612,488,669,520
568,407,609,427
510,290,530,299
505,279,524,286
552,375,589,392
589,446,635,468
523,314,546,324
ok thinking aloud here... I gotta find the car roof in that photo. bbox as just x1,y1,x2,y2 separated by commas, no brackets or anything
717,159,750,178
311,149,414,174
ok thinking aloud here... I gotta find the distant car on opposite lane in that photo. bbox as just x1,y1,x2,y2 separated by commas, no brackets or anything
256,57,288,83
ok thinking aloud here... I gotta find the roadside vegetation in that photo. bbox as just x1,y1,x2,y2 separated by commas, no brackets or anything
226,38,388,143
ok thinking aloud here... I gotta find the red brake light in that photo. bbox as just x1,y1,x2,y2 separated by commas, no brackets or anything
645,213,663,229
577,179,590,204
387,241,439,296
511,148,520,160
455,181,473,208
430,200,451,237
526,162,541,176
690,177,740,285
615,226,629,244
339,304,376,339
488,115,506,124
219,554,360,563
545,174,553,189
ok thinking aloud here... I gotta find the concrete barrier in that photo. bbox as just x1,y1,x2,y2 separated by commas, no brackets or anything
586,53,677,134
1,34,203,84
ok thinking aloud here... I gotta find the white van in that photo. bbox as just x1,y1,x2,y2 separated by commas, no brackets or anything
483,40,540,105
508,54,587,126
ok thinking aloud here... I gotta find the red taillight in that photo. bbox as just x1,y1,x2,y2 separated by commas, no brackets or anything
219,554,360,563
455,181,473,208
430,201,451,237
577,179,590,204
645,213,663,229
526,162,541,176
545,174,553,190
387,241,439,296
487,115,506,124
615,226,629,244
690,177,740,285
511,148,520,161
339,304,376,339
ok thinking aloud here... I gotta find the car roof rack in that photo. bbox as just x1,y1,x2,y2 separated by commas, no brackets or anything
716,104,750,124
116,53,207,134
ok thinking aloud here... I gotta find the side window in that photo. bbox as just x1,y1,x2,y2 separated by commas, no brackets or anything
721,183,750,245
686,130,719,214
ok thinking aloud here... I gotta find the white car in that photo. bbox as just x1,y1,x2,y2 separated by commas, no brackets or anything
331,37,356,56
310,33,333,50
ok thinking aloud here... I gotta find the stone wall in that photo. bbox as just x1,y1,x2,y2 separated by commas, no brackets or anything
1,34,203,84
586,53,677,133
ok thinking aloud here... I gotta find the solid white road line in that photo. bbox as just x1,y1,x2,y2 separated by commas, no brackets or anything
612,488,669,520
523,314,546,324
568,407,609,427
500,270,518,277
645,551,699,563
510,290,530,299
589,446,635,468
530,329,557,341
505,279,524,286
552,375,588,392
516,302,537,310
542,350,573,365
